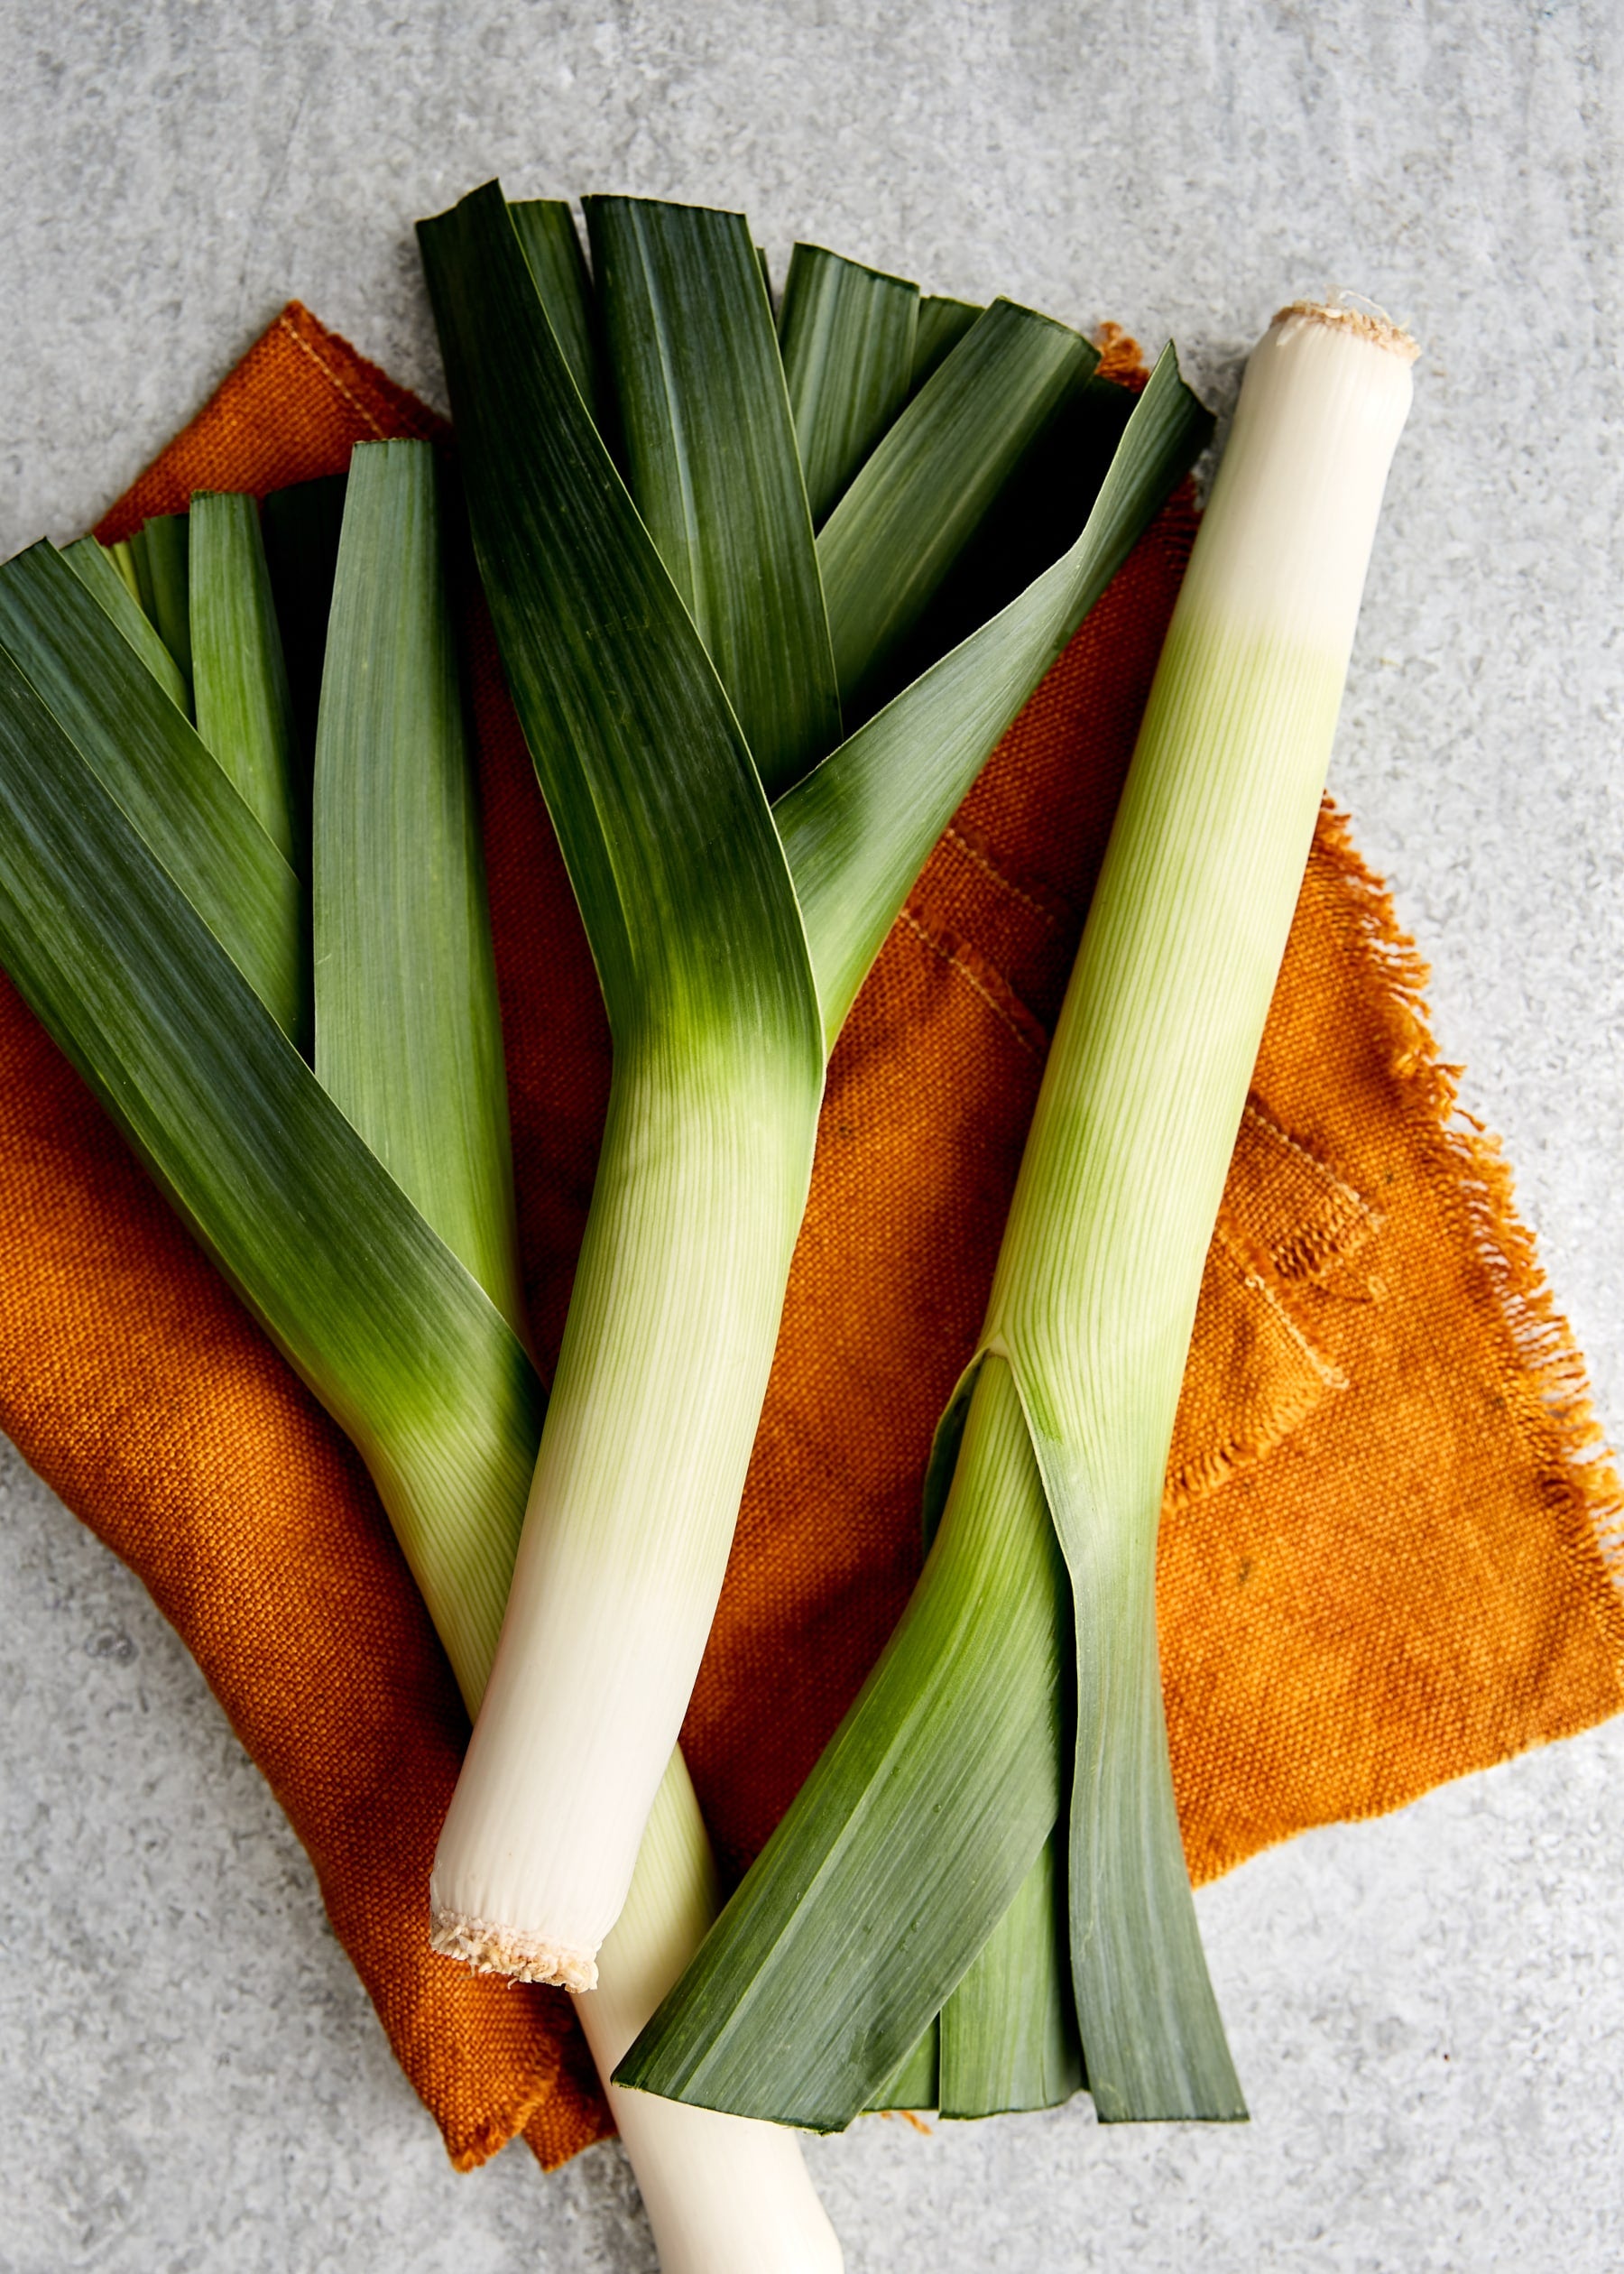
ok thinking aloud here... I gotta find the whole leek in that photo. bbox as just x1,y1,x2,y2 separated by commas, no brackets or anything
621,299,1416,2128
0,452,842,2269
419,184,1209,1992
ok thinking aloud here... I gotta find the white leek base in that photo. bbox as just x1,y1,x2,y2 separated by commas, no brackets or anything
577,1752,844,2273
429,1049,817,1979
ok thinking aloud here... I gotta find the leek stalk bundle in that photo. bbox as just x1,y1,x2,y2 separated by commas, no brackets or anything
0,446,840,2269
416,184,1210,1994
622,300,1417,2130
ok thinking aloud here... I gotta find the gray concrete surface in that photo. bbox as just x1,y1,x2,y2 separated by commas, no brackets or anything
2,2,1621,2267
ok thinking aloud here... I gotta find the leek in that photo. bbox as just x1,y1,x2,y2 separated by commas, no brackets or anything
623,299,1416,2126
0,540,305,1047
417,182,1208,1994
0,444,842,2270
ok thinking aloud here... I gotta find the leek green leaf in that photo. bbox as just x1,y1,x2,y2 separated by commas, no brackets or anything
420,183,823,1065
189,492,301,870
617,1355,1068,2131
938,1831,1082,2118
777,243,918,527
61,536,190,713
584,194,842,799
818,298,1096,717
910,294,980,390
0,541,304,1045
128,512,193,700
105,536,143,605
778,343,1211,1048
313,440,525,1337
508,199,603,426
0,644,538,1708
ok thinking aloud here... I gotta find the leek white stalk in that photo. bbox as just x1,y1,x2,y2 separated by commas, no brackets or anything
583,1758,842,2274
983,297,1418,2116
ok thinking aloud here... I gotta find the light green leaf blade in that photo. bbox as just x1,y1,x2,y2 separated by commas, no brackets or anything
0,647,540,1706
779,344,1212,1049
508,199,603,425
777,243,919,527
189,491,301,870
62,536,190,712
938,1830,1082,2118
617,1354,1067,2131
313,439,525,1338
910,294,980,390
0,541,305,1046
584,193,843,799
129,512,193,700
817,298,1096,716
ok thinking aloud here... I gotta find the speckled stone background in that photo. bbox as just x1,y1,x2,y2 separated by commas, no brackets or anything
2,4,1621,2268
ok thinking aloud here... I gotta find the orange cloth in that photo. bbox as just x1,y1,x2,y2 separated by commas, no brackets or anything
2,304,1619,2171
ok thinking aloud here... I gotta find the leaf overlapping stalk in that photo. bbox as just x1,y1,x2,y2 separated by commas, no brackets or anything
416,180,1210,1993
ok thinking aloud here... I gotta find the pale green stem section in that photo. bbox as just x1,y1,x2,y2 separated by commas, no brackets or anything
189,492,301,869
989,305,1416,2119
429,1028,818,1984
938,1830,1081,2118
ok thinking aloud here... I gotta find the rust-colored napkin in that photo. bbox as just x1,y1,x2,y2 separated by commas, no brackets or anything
2,305,1619,2171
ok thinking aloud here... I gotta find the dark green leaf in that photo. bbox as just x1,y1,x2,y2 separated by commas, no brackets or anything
910,294,980,390
508,199,604,427
0,650,540,1707
62,537,190,713
418,181,823,1077
938,1831,1082,2118
779,344,1212,1048
584,194,842,798
128,513,193,701
817,299,1097,718
777,243,918,527
0,541,305,1045
868,2020,938,2113
616,1356,1067,2131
